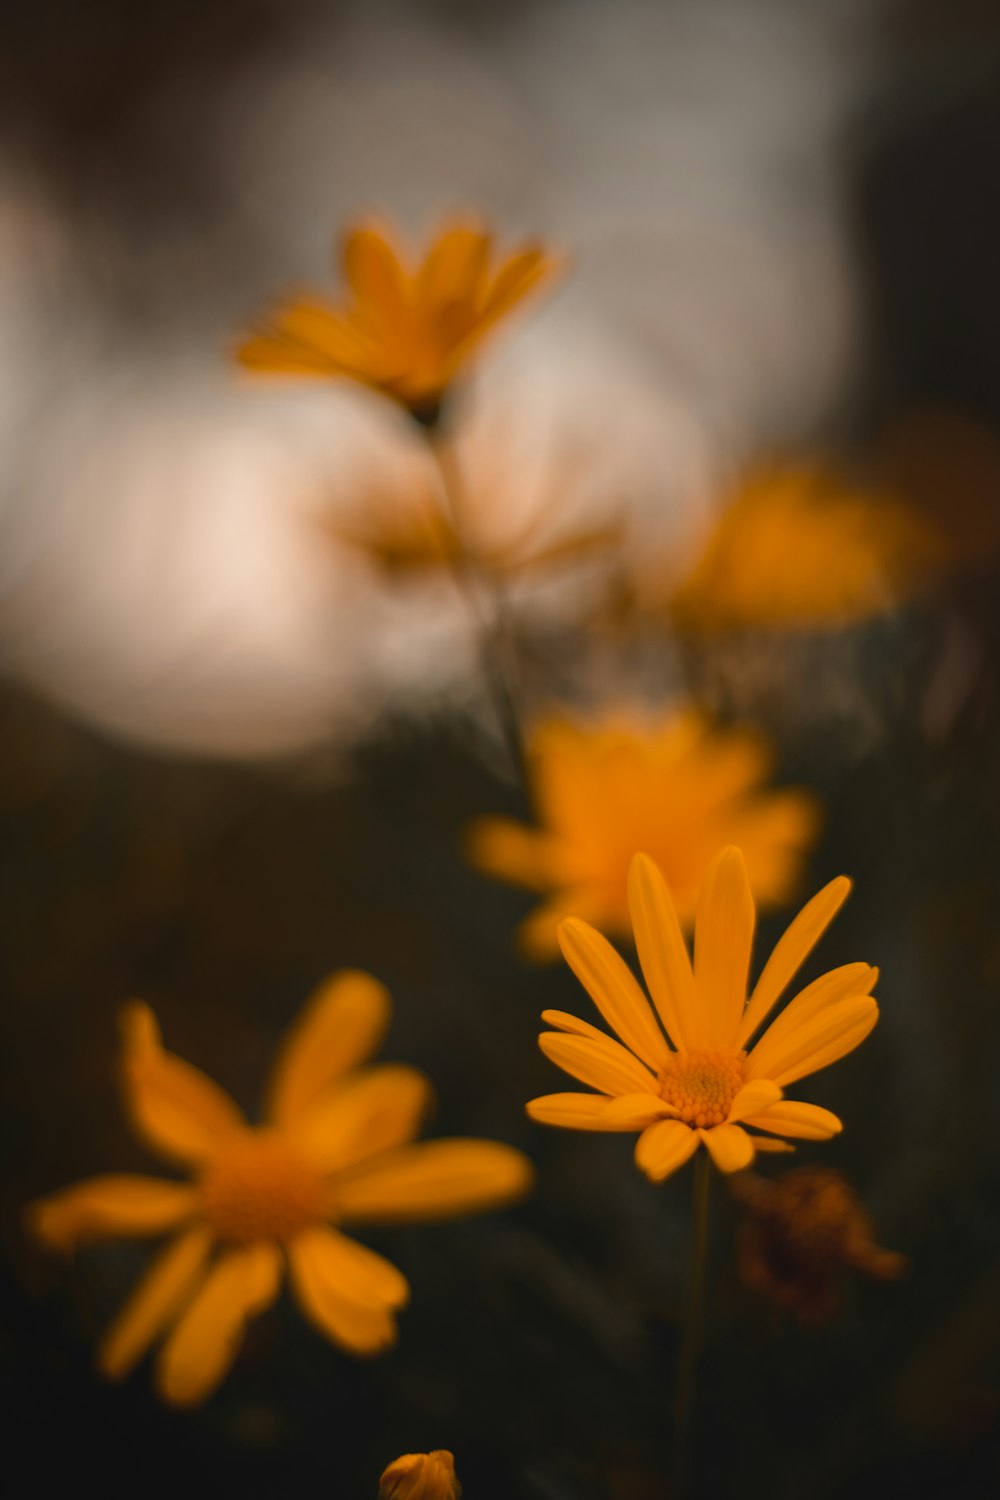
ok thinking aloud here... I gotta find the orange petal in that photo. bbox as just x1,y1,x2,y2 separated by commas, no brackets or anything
746,995,879,1087
120,1003,245,1167
342,223,411,332
464,817,555,891
557,918,672,1071
267,971,391,1127
634,1119,700,1181
156,1242,281,1406
743,1100,842,1139
738,876,853,1045
627,854,699,1051
746,963,878,1074
698,1123,754,1173
288,1227,401,1357
28,1175,198,1253
333,1140,533,1225
694,847,755,1050
98,1228,212,1380
538,1032,656,1097
292,1065,433,1175
726,1079,782,1124
527,1092,635,1131
417,223,492,313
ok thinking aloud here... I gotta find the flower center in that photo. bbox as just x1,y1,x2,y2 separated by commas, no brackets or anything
197,1129,325,1243
658,1050,746,1129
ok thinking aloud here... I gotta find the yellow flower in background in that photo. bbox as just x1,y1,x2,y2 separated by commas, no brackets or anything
527,848,878,1180
467,711,818,959
236,217,563,423
27,973,533,1406
380,1449,462,1500
668,461,946,632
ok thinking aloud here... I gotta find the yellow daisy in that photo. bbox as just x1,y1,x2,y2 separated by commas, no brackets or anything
236,217,562,424
668,461,945,632
27,972,533,1406
380,1449,462,1500
527,848,879,1179
467,710,819,959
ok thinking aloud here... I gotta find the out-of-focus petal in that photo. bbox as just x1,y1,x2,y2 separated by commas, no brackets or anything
120,1003,246,1167
28,1175,198,1252
267,970,391,1127
98,1228,212,1380
333,1140,533,1224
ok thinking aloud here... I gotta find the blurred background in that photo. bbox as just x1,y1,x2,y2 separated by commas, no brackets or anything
2,0,1000,1495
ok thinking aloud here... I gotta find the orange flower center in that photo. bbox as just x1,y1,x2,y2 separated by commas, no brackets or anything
658,1050,746,1129
197,1129,325,1243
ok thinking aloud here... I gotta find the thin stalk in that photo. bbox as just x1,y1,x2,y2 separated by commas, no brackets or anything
671,1151,712,1498
425,433,530,792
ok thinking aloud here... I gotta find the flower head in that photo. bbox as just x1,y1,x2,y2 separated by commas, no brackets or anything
467,711,819,959
730,1166,905,1322
527,848,879,1180
379,1450,461,1500
236,217,562,423
668,461,945,632
27,973,533,1406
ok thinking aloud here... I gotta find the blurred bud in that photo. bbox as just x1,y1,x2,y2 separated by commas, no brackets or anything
731,1167,905,1324
379,1450,462,1500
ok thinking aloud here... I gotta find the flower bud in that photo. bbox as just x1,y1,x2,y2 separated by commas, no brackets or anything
379,1450,461,1500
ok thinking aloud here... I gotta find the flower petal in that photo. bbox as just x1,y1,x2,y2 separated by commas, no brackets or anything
745,996,879,1087
726,1079,783,1123
98,1228,212,1381
746,1134,796,1153
743,1101,843,1139
598,1093,680,1129
527,1092,633,1131
417,223,491,313
557,918,672,1071
292,1065,433,1175
538,1032,656,1097
738,876,853,1046
698,1123,754,1173
120,1004,245,1167
627,854,699,1051
634,1119,700,1182
333,1140,533,1225
156,1242,282,1407
694,846,755,1050
342,223,411,332
464,817,554,891
747,964,878,1074
267,971,391,1127
28,1176,198,1253
540,1009,613,1042
288,1227,402,1357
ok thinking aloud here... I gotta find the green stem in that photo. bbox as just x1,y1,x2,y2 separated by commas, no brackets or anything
672,1151,711,1498
425,434,530,793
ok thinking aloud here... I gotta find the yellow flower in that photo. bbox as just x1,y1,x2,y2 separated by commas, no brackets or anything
527,847,879,1180
668,461,946,632
236,217,562,423
27,973,533,1406
467,710,819,959
379,1450,462,1500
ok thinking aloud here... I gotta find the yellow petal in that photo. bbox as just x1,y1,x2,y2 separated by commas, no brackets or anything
464,817,554,891
267,971,391,1127
540,1008,614,1042
288,1227,402,1357
746,963,878,1074
538,1032,656,1097
694,846,755,1050
343,224,411,331
333,1140,533,1224
597,1093,680,1129
743,1100,843,1139
634,1119,699,1182
120,1003,245,1167
627,854,699,1051
527,1092,634,1131
557,918,672,1071
738,876,853,1045
746,995,879,1087
747,1134,796,1154
28,1175,198,1253
98,1228,212,1380
292,1065,433,1175
156,1242,281,1407
698,1123,754,1173
726,1079,782,1123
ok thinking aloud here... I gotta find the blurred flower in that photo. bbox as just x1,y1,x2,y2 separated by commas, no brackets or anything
237,217,562,423
27,973,532,1406
730,1166,905,1323
527,847,879,1182
665,461,947,632
379,1449,462,1500
467,710,819,959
